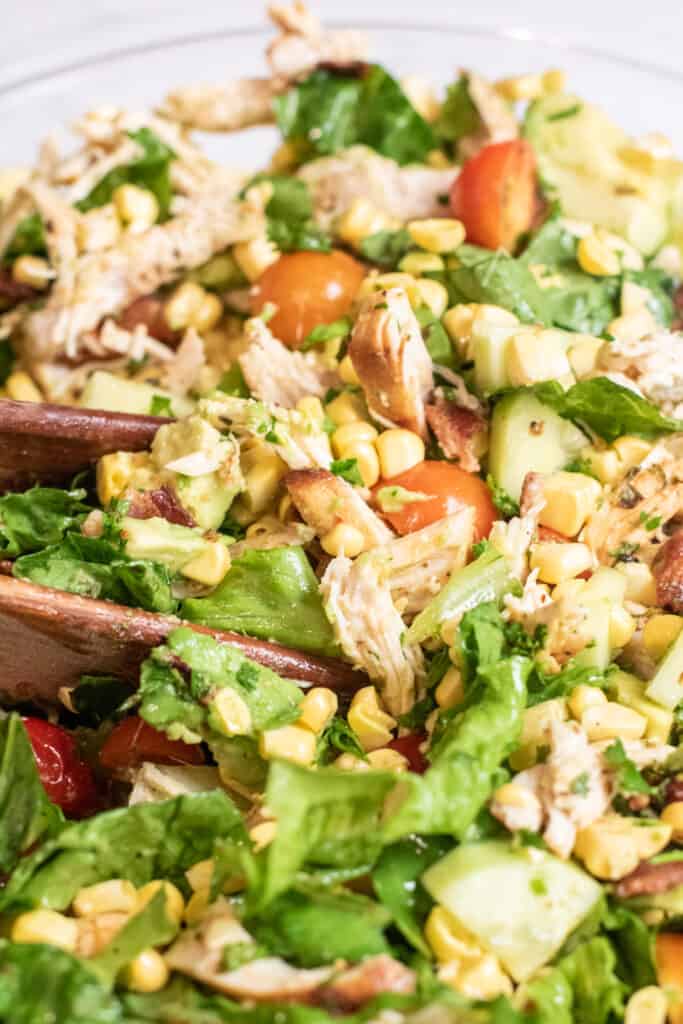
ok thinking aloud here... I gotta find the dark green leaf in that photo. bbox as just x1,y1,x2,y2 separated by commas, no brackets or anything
330,457,363,486
359,228,414,268
433,248,551,324
70,675,134,726
316,716,365,765
435,75,481,144
301,317,351,351
149,394,173,417
0,486,90,557
90,890,178,989
218,364,250,398
373,836,452,954
604,738,653,795
0,340,14,385
604,904,657,990
556,936,625,1024
2,213,46,265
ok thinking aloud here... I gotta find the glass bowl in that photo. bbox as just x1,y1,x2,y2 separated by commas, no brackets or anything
1,21,682,167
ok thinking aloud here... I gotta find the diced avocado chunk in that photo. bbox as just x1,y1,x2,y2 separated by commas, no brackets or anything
488,391,587,502
122,516,218,572
646,630,683,710
81,371,193,418
422,839,602,982
610,669,673,743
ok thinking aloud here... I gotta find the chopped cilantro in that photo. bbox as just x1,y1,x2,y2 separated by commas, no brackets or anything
639,511,662,531
236,662,260,692
330,458,364,486
604,738,653,795
486,475,520,518
149,394,173,417
301,318,351,351
547,103,583,122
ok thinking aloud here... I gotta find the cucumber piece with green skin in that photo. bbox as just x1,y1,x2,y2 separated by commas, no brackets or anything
573,597,612,671
422,839,602,982
646,630,683,710
488,391,587,502
471,321,519,395
81,370,193,418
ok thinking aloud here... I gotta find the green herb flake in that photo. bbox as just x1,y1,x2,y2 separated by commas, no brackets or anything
330,457,364,487
570,772,590,796
604,738,653,795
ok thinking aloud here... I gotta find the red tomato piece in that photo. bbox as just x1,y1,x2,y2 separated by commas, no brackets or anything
249,250,366,349
387,734,428,774
450,140,537,252
374,460,496,541
22,717,99,819
99,716,205,774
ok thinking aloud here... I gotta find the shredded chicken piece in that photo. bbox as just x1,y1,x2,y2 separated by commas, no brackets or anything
238,317,338,407
502,568,551,623
321,552,424,715
598,330,683,417
458,71,519,159
489,501,544,582
324,956,416,1009
129,763,222,804
298,146,456,227
349,288,433,437
425,392,487,472
159,328,206,395
266,2,369,80
285,468,393,548
229,518,315,560
592,738,675,769
160,79,279,133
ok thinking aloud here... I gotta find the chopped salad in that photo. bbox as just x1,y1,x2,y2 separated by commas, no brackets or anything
2,3,683,1022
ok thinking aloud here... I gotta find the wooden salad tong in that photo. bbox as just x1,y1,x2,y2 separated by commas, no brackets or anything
0,399,365,700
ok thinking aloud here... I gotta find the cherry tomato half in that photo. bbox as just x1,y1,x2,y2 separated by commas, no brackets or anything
374,460,496,541
249,250,366,349
387,734,428,774
450,139,537,252
23,717,99,819
99,716,205,775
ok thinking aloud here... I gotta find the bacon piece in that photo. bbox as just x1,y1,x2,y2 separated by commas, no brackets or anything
321,955,416,1010
125,486,197,528
425,396,487,472
653,532,683,614
0,268,37,304
615,859,683,900
118,296,179,346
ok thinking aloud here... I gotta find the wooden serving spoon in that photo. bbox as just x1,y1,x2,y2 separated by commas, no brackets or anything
0,575,364,703
0,398,166,492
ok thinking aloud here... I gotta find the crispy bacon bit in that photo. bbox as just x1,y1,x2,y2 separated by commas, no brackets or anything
425,396,487,473
666,776,683,804
0,268,38,304
615,859,683,900
118,296,179,346
653,532,683,614
126,486,196,527
321,955,416,1010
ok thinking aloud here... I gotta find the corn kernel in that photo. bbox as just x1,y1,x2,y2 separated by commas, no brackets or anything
124,949,169,993
338,354,360,386
425,906,481,964
185,859,214,893
77,203,120,252
269,140,302,172
495,73,543,101
542,69,566,94
5,370,42,402
574,816,671,880
567,336,604,378
12,254,54,289
336,198,398,249
415,278,449,318
582,701,647,741
332,421,378,457
348,686,397,752
192,292,223,333
249,820,277,851
367,748,410,772
320,522,366,558
233,237,279,282
506,329,572,387
164,281,205,331
568,684,607,720
298,687,338,734
113,184,159,232
661,801,683,842
435,666,464,710
624,986,668,1024
443,304,476,343
345,441,380,487
241,455,288,518
643,615,683,661
73,879,138,918
444,954,513,1001
398,252,445,275
357,272,420,307
426,149,453,169
180,540,231,587
612,435,652,471
577,233,621,276
136,881,185,925
492,783,542,815
96,451,136,506
400,75,441,122
325,391,367,426
334,753,369,772
609,605,636,649
407,218,466,254
376,428,425,479
259,724,317,765
11,909,79,951
210,687,252,737
579,446,621,485
529,542,592,585
538,471,602,538
616,561,657,605
184,887,210,925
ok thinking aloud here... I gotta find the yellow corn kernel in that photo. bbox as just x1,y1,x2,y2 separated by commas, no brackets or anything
332,421,378,457
180,540,231,587
233,237,279,282
424,906,481,964
609,605,636,649
612,435,652,471
495,73,543,101
211,687,252,737
347,441,381,487
249,820,277,851
435,666,465,710
124,949,169,993
296,395,325,424
567,335,604,378
542,68,566,94
529,542,592,585
336,197,398,248
643,615,683,661
538,471,602,538
325,391,367,426
398,252,445,275
582,701,647,742
583,566,626,604
334,753,369,772
73,879,138,918
661,801,683,842
577,233,621,277
443,304,476,343
96,451,138,506
338,354,360,386
259,724,317,765
376,428,425,479
136,881,185,925
357,272,419,305
77,203,121,252
164,281,205,331
415,278,449,318
492,782,542,816
579,446,621,485
510,698,568,770
12,254,54,289
624,986,668,1024
348,686,397,752
241,455,288,518
616,561,657,605
184,887,210,925
508,328,573,387
320,522,366,558
400,75,441,122
186,858,214,893
407,218,466,255
298,687,338,734
11,909,79,952
443,954,513,1001
609,309,657,343
269,140,302,172
113,183,159,231
568,684,607,720
574,816,671,880
427,149,453,169
192,292,223,333
367,748,410,772
5,370,42,402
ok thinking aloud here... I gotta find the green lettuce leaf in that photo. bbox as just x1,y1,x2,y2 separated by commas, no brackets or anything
76,127,175,219
435,75,481,146
0,714,63,875
372,836,452,955
604,905,657,990
0,790,242,913
0,486,90,557
182,547,339,656
433,246,552,324
625,267,675,327
69,675,134,727
556,937,625,1024
90,890,178,989
2,212,47,265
